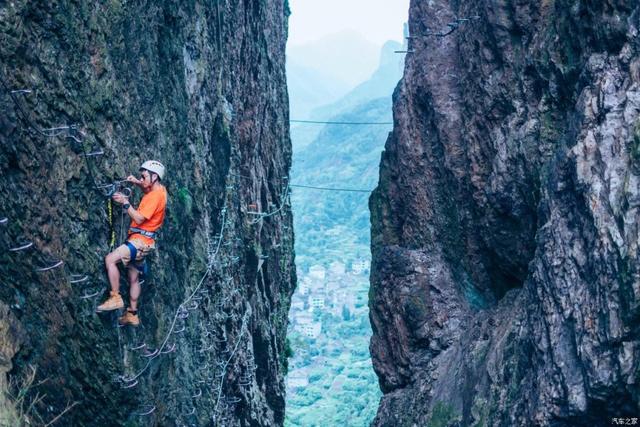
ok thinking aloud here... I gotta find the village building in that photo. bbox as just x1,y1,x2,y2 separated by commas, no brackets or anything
308,264,326,280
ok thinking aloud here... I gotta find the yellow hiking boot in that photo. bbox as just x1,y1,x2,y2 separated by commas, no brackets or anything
119,309,140,327
96,291,124,312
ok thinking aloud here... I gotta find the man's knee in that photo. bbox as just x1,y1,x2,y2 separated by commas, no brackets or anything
105,251,120,266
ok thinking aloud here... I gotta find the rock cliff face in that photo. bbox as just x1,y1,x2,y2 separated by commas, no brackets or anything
370,1,640,425
0,1,294,425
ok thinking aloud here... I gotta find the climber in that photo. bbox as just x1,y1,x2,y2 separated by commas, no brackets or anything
96,160,168,326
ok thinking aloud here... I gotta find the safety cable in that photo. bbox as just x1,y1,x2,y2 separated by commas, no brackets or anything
230,173,372,194
213,311,249,420
290,119,392,125
120,205,228,384
290,183,372,193
0,75,64,138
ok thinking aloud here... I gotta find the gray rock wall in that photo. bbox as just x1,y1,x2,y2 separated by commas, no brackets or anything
370,1,640,425
0,1,294,425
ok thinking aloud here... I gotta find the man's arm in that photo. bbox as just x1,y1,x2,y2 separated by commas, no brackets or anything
112,192,147,225
127,175,144,188
126,205,147,225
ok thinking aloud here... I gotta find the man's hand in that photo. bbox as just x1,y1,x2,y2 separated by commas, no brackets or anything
127,175,142,186
112,192,129,205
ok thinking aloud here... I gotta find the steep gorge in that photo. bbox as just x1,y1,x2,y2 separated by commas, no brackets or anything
370,0,640,426
0,1,294,425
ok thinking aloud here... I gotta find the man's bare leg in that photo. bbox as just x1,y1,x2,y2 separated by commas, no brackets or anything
97,250,126,312
127,266,140,311
105,251,123,293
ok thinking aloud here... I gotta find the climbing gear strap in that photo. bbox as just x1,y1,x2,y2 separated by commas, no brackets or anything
125,241,146,275
107,199,116,248
128,227,158,239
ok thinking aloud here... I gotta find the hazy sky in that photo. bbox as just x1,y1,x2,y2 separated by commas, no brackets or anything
288,0,410,47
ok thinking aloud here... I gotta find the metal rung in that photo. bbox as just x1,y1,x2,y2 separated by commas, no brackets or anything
142,348,159,358
122,379,138,389
35,260,64,272
81,290,101,299
160,343,176,354
11,89,32,94
9,241,32,252
130,343,146,351
69,274,89,283
199,344,214,353
0,217,7,225
173,325,186,334
85,149,104,157
133,405,156,416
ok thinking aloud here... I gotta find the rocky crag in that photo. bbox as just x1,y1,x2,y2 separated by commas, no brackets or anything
370,1,640,426
0,1,294,425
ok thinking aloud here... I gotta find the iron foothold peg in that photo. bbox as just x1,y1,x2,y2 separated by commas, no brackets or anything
130,342,146,351
199,344,214,353
173,325,186,334
81,290,101,299
133,405,156,416
160,343,177,354
122,379,138,389
225,396,241,404
10,89,32,94
35,260,64,272
142,348,159,358
85,149,104,157
69,274,89,283
0,217,7,225
9,240,33,252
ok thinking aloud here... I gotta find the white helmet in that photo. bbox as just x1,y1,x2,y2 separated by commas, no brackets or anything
140,160,166,180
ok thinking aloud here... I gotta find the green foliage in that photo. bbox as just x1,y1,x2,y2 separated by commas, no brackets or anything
177,187,193,215
428,402,462,427
285,337,295,359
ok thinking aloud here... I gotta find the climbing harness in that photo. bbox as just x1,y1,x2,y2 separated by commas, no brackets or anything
124,241,148,275
128,227,157,239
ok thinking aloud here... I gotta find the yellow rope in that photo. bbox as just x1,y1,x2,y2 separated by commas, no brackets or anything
108,199,116,248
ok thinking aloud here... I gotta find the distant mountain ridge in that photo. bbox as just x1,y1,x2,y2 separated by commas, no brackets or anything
291,40,403,154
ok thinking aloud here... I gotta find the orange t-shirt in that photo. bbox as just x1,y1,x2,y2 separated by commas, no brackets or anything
128,187,167,245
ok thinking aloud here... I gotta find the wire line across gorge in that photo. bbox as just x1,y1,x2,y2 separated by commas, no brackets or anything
290,119,393,125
